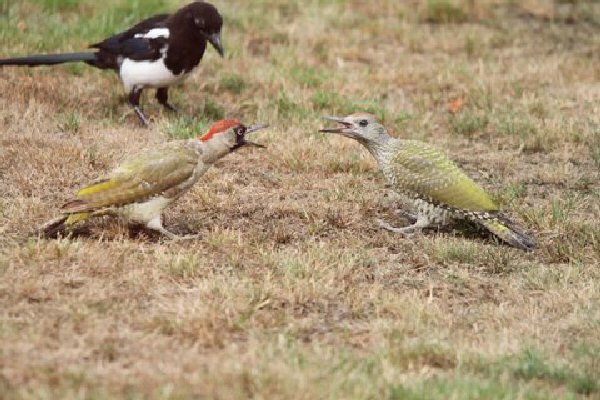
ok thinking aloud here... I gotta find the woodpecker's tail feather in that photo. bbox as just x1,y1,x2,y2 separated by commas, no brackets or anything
0,52,97,67
34,213,90,239
480,218,536,252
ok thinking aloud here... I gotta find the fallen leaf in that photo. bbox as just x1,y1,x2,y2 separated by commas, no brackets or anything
447,98,465,114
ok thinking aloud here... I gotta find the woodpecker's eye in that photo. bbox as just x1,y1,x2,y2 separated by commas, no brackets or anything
358,119,368,127
235,126,246,136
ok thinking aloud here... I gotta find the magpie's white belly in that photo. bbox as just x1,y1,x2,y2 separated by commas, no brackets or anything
120,196,173,224
119,58,190,91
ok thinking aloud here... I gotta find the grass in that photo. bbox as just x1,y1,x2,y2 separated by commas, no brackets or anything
422,0,470,24
219,73,246,94
1,0,600,398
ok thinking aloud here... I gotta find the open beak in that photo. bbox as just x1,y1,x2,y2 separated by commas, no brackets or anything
243,123,269,148
207,32,224,57
319,116,356,136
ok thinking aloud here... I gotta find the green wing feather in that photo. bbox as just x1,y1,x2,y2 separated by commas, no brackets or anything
62,142,198,213
389,140,498,212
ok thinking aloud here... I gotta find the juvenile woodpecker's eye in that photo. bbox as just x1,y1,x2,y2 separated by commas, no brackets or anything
235,126,246,136
358,119,368,127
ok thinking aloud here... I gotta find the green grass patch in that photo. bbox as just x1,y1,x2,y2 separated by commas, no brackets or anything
492,111,537,139
507,349,598,395
167,116,210,140
591,126,600,168
421,0,468,24
289,65,328,88
382,341,597,398
450,109,489,136
219,73,246,95
390,376,550,400
492,183,526,208
3,0,170,50
312,91,351,112
58,112,81,134
65,62,86,76
200,98,226,121
312,91,387,121
272,91,310,119
39,0,80,12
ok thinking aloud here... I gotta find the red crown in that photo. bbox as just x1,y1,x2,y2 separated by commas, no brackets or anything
200,119,241,141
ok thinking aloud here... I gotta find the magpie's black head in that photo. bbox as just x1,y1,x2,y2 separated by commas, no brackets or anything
180,2,224,57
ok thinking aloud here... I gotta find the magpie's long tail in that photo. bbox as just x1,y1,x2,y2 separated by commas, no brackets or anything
0,52,96,66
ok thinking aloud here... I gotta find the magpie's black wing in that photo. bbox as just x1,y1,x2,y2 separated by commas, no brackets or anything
89,14,170,68
90,13,169,50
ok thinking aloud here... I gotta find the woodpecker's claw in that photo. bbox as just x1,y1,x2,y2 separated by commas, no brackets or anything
376,218,432,235
376,218,413,235
394,209,418,222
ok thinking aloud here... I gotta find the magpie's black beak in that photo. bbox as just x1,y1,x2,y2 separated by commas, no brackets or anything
208,32,224,57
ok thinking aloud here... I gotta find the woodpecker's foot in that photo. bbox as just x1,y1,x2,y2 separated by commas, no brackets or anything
146,224,199,241
133,106,151,127
376,218,417,235
153,227,176,239
144,218,176,239
394,209,418,222
376,218,430,235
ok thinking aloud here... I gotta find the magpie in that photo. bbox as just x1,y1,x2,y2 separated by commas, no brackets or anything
0,1,224,126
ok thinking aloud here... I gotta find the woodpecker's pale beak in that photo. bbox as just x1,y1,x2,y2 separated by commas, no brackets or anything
207,32,224,57
319,116,357,138
242,123,269,148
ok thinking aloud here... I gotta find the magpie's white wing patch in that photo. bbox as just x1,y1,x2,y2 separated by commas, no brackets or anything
119,58,189,91
134,28,170,40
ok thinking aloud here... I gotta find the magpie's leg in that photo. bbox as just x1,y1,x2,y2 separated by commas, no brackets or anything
128,87,150,127
156,87,179,113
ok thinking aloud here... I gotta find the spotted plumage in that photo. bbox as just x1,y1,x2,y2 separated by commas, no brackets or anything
320,113,536,251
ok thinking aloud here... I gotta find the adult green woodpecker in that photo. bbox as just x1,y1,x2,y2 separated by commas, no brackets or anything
39,119,268,239
320,112,536,251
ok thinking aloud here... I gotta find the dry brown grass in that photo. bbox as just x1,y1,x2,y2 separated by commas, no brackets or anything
1,0,600,398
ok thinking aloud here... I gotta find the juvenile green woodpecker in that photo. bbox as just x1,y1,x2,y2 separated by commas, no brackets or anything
39,119,268,239
320,112,536,251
